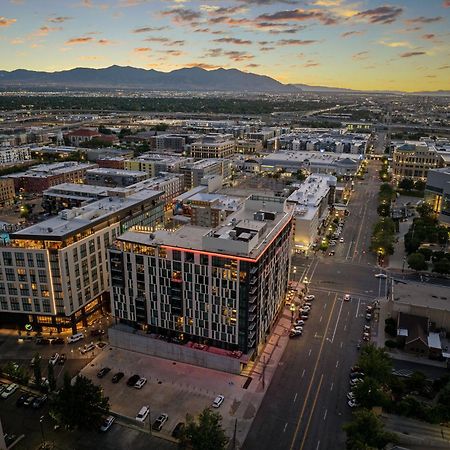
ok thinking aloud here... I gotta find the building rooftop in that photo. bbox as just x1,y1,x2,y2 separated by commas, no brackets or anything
86,167,147,177
12,189,162,240
44,183,109,196
260,151,361,166
393,280,450,312
118,194,293,259
5,162,95,179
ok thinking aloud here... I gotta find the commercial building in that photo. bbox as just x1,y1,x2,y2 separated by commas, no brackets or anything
287,174,336,251
5,162,95,193
64,129,101,146
85,168,148,187
259,151,362,176
181,159,231,190
190,134,235,159
236,140,263,155
0,190,164,332
0,179,15,206
392,141,443,182
124,155,188,177
109,195,294,356
127,173,184,205
425,168,450,225
0,146,31,165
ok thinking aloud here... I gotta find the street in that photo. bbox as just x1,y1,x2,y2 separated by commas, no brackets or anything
244,162,383,450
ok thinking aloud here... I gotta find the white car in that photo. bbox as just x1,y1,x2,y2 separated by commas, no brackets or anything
292,325,303,332
374,273,387,279
303,302,312,307
347,392,356,400
212,395,224,408
136,406,150,422
1,383,18,399
350,378,363,387
344,294,351,302
348,400,359,408
304,295,315,301
295,320,305,326
134,377,147,389
49,353,60,365
100,415,115,432
339,238,344,243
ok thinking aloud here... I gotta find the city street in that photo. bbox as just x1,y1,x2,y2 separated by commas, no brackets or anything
245,162,383,450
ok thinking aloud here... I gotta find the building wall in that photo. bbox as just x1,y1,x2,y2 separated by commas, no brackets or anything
393,145,442,181
0,178,15,205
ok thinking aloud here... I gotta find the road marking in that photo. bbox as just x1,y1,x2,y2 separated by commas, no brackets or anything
319,315,322,323
355,297,361,318
301,368,305,378
289,294,337,450
299,374,324,450
346,241,353,259
330,382,334,392
344,325,347,331
327,291,330,296
336,360,339,368
316,442,320,450
323,303,327,309
283,422,288,433
323,409,328,421
340,341,343,349
331,297,344,343
308,349,312,357
293,392,298,403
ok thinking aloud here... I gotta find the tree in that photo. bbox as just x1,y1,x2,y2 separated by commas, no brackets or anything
398,178,414,191
407,253,428,271
296,169,307,182
33,353,42,387
343,409,397,450
353,377,390,409
417,247,433,261
406,371,426,393
47,363,56,392
358,344,392,384
181,408,228,450
384,318,397,337
433,257,450,274
416,202,434,219
414,180,426,191
50,374,109,430
377,203,391,217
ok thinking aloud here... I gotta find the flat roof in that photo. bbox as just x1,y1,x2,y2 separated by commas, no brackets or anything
260,151,361,165
393,280,450,312
12,189,162,240
86,168,147,177
6,162,95,178
44,183,109,196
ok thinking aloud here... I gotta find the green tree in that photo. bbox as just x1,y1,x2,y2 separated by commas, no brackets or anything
433,257,450,274
406,371,426,393
416,202,434,219
343,409,397,450
398,178,414,191
407,253,428,271
377,203,391,217
414,180,426,191
358,344,392,384
417,247,433,261
47,363,56,392
181,408,228,450
33,353,42,387
353,377,390,409
50,374,109,430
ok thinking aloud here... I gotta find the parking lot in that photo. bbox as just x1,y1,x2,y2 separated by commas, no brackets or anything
80,346,250,439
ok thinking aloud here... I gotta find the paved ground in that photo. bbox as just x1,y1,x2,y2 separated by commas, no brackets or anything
245,161,384,450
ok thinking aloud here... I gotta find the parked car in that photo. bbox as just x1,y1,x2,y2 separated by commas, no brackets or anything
23,395,37,407
58,353,66,365
134,377,147,389
347,392,356,400
49,353,60,365
16,393,28,407
80,343,96,354
172,422,185,439
328,250,335,256
295,319,305,326
67,333,84,344
30,355,41,366
349,372,365,379
289,330,302,338
300,315,309,320
111,372,124,384
304,295,315,301
100,415,115,432
212,395,225,408
0,384,8,396
32,395,47,409
127,374,141,387
339,238,344,243
51,338,65,345
1,383,19,399
365,313,372,321
152,413,168,431
36,338,51,345
344,294,351,302
90,329,105,337
350,378,363,387
97,367,111,378
135,406,150,422
374,273,387,279
348,400,359,408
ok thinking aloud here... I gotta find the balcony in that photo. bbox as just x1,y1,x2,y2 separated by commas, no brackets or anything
250,266,258,275
249,313,256,322
249,294,257,304
249,303,257,313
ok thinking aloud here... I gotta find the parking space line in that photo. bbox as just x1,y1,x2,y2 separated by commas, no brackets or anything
330,382,333,392
293,392,298,403
283,422,288,433
308,349,312,357
323,409,327,421
301,369,305,378
335,360,339,368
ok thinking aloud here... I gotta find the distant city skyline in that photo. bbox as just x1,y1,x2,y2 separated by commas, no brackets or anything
1,0,449,91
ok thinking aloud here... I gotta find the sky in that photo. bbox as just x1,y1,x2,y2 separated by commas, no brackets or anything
1,0,449,91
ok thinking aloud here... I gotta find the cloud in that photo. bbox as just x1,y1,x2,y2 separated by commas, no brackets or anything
134,47,151,52
444,1,450,7
98,39,113,45
66,37,94,45
236,0,296,4
260,46,275,51
48,16,72,23
162,50,185,56
341,30,364,38
352,5,403,24
224,51,254,61
304,61,320,67
405,16,443,24
203,48,223,57
379,40,411,48
213,37,252,45
246,63,260,68
34,26,63,36
399,51,426,57
277,39,319,45
10,37,24,45
161,7,202,24
194,28,210,33
0,16,16,27
256,8,338,25
352,51,369,60
438,65,450,69
133,26,166,33
79,55,103,61
144,37,185,46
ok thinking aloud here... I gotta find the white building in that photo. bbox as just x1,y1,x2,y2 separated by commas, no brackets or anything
0,146,31,165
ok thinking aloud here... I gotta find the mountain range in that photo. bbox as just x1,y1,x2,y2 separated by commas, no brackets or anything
0,66,447,95
0,65,296,93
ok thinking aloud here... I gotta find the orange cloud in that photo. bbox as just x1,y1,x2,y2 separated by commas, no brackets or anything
66,37,94,45
0,16,17,27
134,47,151,52
185,63,222,70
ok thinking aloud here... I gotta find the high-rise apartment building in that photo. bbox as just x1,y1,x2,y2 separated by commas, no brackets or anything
109,195,293,354
0,190,164,332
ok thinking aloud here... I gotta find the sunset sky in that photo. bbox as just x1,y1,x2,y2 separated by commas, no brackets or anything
1,0,449,91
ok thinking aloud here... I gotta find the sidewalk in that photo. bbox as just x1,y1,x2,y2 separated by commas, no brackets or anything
388,216,413,271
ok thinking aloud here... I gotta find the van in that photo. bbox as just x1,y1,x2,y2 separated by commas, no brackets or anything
67,332,84,344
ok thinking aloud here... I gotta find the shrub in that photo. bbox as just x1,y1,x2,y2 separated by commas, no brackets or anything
385,340,397,349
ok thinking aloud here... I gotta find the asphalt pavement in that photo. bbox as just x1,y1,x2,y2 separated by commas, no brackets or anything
244,162,383,450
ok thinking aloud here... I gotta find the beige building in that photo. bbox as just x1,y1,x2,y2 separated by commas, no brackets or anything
392,141,443,182
0,178,15,206
190,135,235,159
